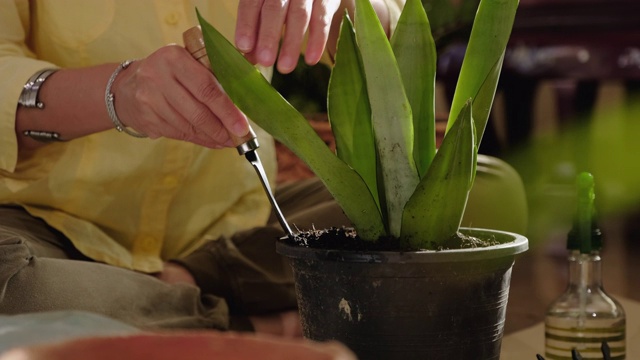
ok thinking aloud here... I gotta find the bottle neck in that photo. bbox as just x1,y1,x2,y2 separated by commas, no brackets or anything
568,250,602,289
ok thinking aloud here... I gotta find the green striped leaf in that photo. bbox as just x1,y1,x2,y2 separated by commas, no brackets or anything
355,0,419,238
401,100,476,249
446,0,518,142
197,10,385,240
328,13,379,208
391,0,437,179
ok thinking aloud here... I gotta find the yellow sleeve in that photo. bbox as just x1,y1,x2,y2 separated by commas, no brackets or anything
0,1,58,173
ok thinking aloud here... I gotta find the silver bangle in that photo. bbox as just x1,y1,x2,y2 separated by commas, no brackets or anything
18,69,58,109
23,130,65,142
105,60,148,138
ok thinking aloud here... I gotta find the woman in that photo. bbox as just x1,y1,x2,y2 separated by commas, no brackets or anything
0,0,403,334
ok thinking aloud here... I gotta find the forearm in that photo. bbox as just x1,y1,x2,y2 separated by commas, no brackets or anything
15,64,117,151
14,44,250,155
14,0,401,153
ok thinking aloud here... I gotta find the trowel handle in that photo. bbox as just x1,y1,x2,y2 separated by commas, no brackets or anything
183,26,257,149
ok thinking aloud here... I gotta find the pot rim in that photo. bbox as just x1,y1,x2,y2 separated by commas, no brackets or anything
276,227,528,264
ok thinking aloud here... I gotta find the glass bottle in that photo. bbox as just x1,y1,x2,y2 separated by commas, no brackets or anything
544,172,626,360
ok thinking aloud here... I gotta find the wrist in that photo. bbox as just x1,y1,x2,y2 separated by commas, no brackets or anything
105,60,148,138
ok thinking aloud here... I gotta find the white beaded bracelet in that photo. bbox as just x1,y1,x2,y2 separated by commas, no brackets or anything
105,60,148,138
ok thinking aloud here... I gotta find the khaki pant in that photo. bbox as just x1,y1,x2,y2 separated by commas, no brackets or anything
0,156,529,332
0,178,348,331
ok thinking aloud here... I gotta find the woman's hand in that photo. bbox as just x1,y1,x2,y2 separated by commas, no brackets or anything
250,310,303,338
113,1,392,148
235,1,393,73
110,45,251,149
235,0,342,74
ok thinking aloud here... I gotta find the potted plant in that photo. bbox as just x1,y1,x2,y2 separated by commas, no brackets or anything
197,0,527,358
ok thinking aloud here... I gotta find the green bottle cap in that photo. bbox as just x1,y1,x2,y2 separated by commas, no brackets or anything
567,172,602,253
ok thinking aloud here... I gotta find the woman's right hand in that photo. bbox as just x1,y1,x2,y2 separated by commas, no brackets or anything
110,45,251,149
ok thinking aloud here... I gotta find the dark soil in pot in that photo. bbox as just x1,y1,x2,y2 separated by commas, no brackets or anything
283,226,500,251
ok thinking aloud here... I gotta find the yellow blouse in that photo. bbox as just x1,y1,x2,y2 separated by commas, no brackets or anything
0,0,404,273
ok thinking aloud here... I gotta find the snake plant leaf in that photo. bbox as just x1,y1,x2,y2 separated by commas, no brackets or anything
354,0,419,238
197,10,385,240
469,55,504,143
446,0,518,141
328,13,378,208
422,0,458,38
424,0,482,39
391,0,437,179
401,100,476,249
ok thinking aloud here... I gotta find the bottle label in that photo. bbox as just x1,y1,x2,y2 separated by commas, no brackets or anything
545,317,626,359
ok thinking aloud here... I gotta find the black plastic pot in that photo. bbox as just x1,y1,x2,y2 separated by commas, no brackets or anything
276,228,528,360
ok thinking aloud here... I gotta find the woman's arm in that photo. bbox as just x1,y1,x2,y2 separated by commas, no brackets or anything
15,48,249,152
13,0,403,153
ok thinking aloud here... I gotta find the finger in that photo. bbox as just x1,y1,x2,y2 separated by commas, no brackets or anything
172,51,251,139
255,0,290,67
243,50,260,65
236,0,264,53
276,0,312,74
145,86,231,148
189,77,250,139
161,90,234,148
133,62,232,146
304,0,340,65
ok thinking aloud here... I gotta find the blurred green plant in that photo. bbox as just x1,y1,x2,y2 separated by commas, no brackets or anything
507,97,640,244
197,0,517,249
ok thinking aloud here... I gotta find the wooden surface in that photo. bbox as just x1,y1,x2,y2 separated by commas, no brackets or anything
502,296,640,358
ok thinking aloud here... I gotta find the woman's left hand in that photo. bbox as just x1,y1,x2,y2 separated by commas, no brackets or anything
235,0,342,74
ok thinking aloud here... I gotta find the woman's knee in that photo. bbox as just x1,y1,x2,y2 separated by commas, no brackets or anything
0,207,78,259
0,236,33,302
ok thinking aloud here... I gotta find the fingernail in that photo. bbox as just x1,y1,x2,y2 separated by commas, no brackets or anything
278,57,295,74
233,121,249,137
236,36,252,52
305,50,321,66
258,48,274,66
